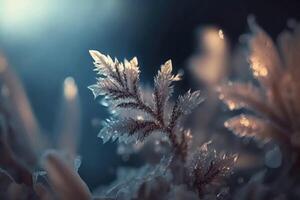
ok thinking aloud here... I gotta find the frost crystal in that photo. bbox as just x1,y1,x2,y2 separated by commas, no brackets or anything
89,50,203,160
186,142,237,197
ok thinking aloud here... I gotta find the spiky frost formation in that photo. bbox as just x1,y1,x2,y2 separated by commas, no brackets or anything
89,50,203,160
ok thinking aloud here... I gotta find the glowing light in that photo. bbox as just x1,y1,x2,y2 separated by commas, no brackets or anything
137,115,144,121
201,27,227,53
227,101,237,110
251,58,268,77
64,77,78,100
185,129,193,139
193,27,228,85
224,121,229,128
240,116,250,127
218,29,224,39
2,0,52,31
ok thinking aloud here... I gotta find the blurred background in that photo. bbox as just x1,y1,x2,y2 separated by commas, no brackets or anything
0,0,299,190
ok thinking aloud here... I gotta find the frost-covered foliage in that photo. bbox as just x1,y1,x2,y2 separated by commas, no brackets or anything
219,18,300,156
88,50,202,159
89,50,237,199
219,18,300,199
0,54,91,200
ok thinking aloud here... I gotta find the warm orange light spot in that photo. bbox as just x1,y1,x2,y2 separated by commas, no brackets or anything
240,116,250,127
64,77,78,100
251,58,268,77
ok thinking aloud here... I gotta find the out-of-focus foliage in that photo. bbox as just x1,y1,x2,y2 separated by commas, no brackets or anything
219,18,300,199
188,26,261,172
0,54,90,200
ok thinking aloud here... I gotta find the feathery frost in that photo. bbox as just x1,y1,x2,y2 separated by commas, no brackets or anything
186,141,238,197
89,50,203,153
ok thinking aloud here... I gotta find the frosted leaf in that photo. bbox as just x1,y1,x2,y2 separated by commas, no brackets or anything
222,21,300,151
188,141,237,176
89,51,203,159
247,17,283,88
98,122,136,144
89,50,141,99
98,118,159,144
218,82,265,111
89,50,115,77
178,90,203,115
265,145,282,168
154,60,182,119
224,114,272,142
